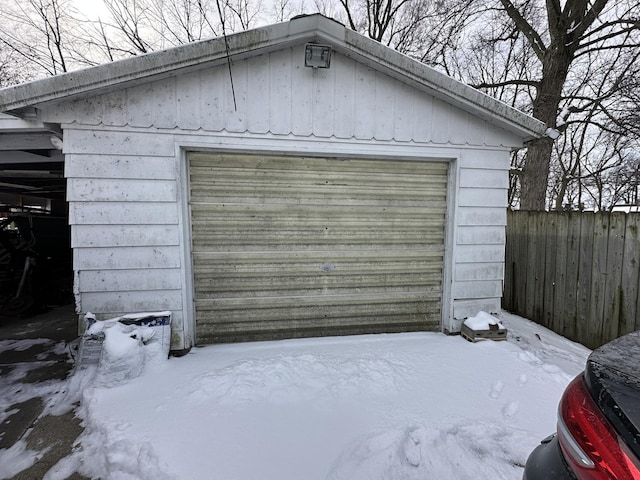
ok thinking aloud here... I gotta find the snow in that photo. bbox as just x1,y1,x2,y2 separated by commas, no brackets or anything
463,311,505,330
0,312,591,480
545,127,561,139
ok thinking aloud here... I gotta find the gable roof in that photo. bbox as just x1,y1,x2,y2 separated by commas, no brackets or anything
0,14,546,142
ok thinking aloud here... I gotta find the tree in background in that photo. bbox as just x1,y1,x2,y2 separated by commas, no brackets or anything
332,0,640,210
0,0,90,76
1,0,639,212
0,0,264,75
0,45,34,87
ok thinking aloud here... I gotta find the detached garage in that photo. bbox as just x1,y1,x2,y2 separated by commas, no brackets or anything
0,14,545,350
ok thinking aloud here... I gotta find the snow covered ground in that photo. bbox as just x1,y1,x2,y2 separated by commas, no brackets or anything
0,311,591,480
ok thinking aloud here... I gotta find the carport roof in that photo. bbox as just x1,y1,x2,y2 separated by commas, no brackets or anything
0,14,546,142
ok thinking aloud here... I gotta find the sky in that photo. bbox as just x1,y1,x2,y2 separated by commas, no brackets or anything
0,310,591,480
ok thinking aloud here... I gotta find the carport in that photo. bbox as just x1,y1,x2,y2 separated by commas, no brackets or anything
0,113,71,315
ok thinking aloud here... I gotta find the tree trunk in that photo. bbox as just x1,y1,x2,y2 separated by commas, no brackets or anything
520,137,554,210
519,45,574,210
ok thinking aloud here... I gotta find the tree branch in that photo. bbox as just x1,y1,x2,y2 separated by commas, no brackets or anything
498,0,547,60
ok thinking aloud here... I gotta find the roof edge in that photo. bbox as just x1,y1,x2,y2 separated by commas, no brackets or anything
0,17,318,112
0,14,546,141
336,29,546,140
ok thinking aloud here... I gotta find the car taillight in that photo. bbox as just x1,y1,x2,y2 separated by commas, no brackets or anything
557,375,640,480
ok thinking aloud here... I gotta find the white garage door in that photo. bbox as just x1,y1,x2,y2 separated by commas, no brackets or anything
188,153,448,344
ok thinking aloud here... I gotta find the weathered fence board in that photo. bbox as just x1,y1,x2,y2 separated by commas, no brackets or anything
622,215,640,333
504,210,640,349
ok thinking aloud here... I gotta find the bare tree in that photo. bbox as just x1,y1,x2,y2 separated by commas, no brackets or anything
273,0,307,22
475,0,640,210
0,0,83,76
75,0,263,63
332,0,639,210
330,0,446,51
0,45,34,87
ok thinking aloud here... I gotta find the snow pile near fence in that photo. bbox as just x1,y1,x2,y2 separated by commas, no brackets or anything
36,311,590,480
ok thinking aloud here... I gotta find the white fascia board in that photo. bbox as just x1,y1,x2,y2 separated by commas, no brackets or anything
0,112,49,131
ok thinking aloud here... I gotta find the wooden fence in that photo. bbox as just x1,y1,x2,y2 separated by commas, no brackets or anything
503,210,640,349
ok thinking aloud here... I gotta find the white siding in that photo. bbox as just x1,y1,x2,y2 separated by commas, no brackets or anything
71,225,179,248
64,128,186,346
47,47,523,148
451,150,511,328
47,46,523,347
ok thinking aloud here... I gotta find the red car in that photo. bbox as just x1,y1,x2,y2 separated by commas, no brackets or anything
523,330,640,480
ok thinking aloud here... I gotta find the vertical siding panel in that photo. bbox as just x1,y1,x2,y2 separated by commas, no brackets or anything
448,107,469,145
153,77,177,129
200,66,225,131
247,54,270,133
46,99,75,124
394,80,414,141
127,83,154,127
413,94,433,142
312,63,335,137
333,54,355,139
269,49,292,135
374,73,394,141
354,62,376,139
102,89,128,126
466,112,486,146
290,44,313,136
73,96,103,125
225,59,248,132
176,70,202,130
431,98,450,144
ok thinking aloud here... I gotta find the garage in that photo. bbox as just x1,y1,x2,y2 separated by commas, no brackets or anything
0,14,546,350
189,153,448,343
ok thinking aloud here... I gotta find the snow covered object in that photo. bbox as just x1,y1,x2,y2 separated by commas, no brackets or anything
461,311,507,342
76,311,171,386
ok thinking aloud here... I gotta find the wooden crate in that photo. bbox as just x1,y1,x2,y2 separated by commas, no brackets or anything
461,323,507,342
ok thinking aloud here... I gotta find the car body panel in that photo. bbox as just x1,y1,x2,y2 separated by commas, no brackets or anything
523,330,640,479
523,434,577,480
585,330,640,462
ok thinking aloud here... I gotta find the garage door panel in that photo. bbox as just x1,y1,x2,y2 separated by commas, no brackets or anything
191,186,446,207
190,203,446,219
196,295,441,323
197,319,440,344
189,153,448,344
199,299,440,343
193,250,444,269
195,273,443,298
192,234,444,251
190,203,445,251
190,154,449,175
